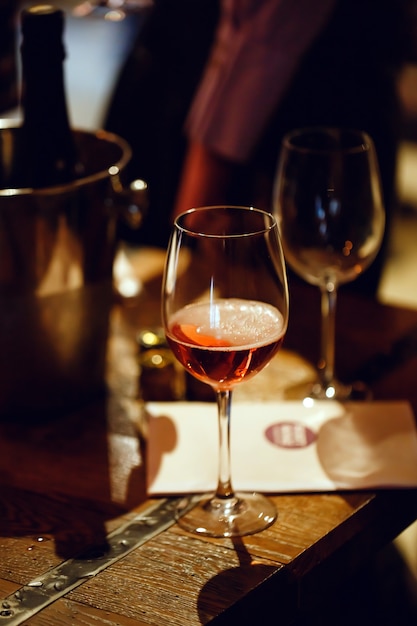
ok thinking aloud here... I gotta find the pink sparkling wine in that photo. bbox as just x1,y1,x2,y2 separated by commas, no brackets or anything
166,298,285,389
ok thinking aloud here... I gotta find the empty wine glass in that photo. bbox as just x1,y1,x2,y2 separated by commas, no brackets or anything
274,127,385,400
162,206,289,537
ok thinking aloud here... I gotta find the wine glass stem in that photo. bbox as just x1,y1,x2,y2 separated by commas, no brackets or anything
319,283,338,389
215,389,234,500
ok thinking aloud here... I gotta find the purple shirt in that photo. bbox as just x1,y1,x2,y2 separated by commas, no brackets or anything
186,0,336,162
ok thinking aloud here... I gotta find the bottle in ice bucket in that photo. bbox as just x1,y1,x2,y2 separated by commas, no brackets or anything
0,4,138,423
10,4,83,188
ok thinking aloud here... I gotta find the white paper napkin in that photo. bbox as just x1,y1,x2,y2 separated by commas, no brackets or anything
145,401,417,495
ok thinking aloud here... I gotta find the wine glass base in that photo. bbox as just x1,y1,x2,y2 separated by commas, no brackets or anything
307,379,371,402
175,492,277,538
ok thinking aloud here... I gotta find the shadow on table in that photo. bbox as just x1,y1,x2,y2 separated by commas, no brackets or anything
196,535,417,626
0,394,147,560
197,536,279,624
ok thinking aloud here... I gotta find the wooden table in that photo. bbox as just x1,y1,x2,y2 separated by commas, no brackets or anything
1,248,417,625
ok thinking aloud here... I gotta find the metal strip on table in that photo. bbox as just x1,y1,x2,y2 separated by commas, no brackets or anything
0,496,193,625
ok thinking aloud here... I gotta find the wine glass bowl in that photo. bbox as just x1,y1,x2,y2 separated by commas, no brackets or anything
162,206,289,537
274,127,385,400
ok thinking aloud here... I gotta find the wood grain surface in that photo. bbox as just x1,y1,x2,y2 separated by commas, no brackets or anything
1,249,417,625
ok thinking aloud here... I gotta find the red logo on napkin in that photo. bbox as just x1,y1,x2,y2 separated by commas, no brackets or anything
265,422,316,449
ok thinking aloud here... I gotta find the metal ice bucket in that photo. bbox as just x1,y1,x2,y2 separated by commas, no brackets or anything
0,124,139,421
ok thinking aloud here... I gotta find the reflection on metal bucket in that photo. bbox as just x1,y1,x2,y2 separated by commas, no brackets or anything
0,126,136,421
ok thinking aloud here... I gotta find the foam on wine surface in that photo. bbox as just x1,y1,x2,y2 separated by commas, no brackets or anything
169,299,285,349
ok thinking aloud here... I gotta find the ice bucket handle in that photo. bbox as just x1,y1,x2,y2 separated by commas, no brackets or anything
109,165,148,230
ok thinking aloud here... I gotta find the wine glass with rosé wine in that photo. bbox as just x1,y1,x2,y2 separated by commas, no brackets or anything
162,206,289,537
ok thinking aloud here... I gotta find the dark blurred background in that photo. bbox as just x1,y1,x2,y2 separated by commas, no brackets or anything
2,0,417,311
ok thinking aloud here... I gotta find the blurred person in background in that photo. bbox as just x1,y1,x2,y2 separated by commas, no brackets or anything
173,0,417,296
106,0,416,295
